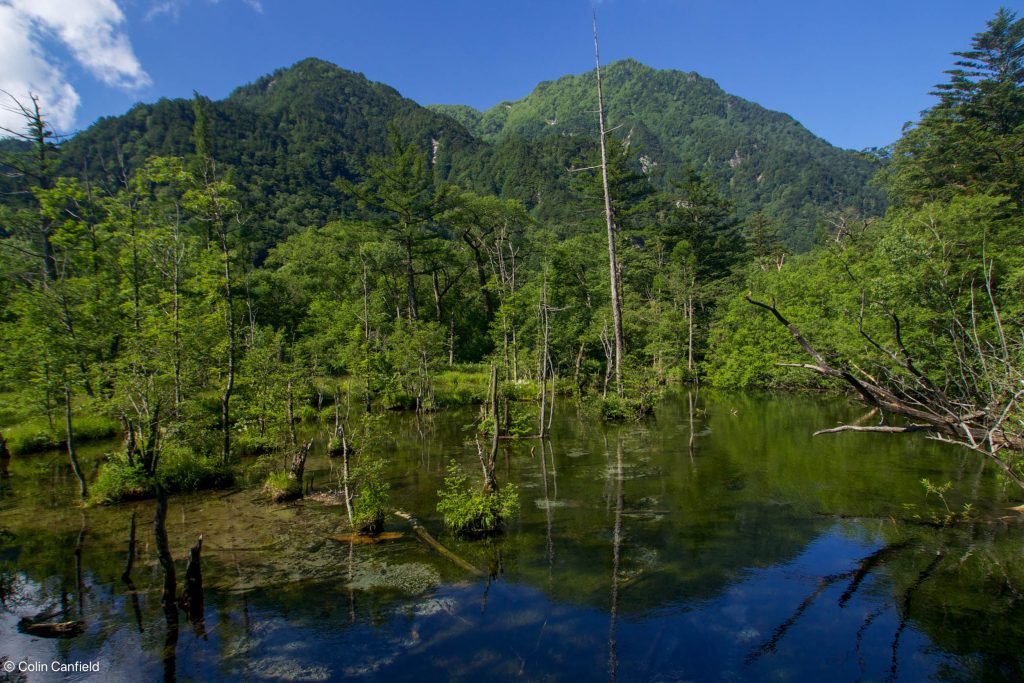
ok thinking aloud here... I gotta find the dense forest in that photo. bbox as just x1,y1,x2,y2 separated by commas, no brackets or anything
0,8,1022,516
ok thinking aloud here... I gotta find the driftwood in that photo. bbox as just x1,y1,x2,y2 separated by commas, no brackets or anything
17,619,84,638
392,509,483,577
329,532,404,545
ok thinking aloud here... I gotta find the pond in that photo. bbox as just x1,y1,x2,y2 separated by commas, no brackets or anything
1,391,1022,682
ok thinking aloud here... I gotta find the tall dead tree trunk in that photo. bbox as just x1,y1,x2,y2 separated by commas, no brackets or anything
219,217,235,464
538,273,550,439
290,438,314,489
480,365,500,494
594,11,625,397
64,383,87,499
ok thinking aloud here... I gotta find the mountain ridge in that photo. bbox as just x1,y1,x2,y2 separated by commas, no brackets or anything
430,59,884,248
46,57,882,253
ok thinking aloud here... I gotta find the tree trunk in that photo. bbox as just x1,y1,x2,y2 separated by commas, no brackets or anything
405,237,419,321
574,342,586,391
432,270,443,322
362,263,373,412
594,12,625,397
448,316,455,366
64,384,87,499
538,273,550,438
341,427,354,527
220,222,235,464
172,207,183,409
286,380,297,448
482,366,500,493
466,238,494,321
687,290,695,373
290,439,313,488
0,431,10,479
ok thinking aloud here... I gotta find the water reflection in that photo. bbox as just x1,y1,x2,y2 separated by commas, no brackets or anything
0,392,1021,680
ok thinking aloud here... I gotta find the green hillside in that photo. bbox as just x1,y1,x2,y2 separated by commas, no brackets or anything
431,59,886,248
58,58,481,256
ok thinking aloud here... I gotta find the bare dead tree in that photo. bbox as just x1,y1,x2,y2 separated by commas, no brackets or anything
747,279,1024,490
593,11,625,397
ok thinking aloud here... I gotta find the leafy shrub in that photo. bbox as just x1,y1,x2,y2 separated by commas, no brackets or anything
596,394,653,422
234,428,279,456
436,460,519,535
91,443,234,504
263,471,301,503
352,457,390,535
157,443,234,492
91,458,152,504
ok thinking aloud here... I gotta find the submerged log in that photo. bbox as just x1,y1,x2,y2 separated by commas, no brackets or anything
17,618,84,638
329,531,404,545
392,509,483,577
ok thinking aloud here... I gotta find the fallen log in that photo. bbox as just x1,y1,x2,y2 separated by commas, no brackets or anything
17,618,85,638
391,509,483,577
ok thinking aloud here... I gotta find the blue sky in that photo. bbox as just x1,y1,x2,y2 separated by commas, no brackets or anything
0,0,1016,150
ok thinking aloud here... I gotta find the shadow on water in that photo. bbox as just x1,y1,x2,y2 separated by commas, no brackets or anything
0,391,1022,680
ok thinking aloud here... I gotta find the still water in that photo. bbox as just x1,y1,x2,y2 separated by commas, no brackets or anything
1,392,1022,682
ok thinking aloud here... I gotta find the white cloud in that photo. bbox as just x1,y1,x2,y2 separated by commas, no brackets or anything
9,0,150,89
0,0,147,134
0,5,79,133
147,0,262,23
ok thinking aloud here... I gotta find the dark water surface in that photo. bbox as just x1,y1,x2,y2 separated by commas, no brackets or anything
1,392,1023,682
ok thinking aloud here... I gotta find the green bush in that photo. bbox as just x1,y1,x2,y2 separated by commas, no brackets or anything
90,443,234,504
263,471,301,503
157,443,234,492
352,458,390,535
234,428,279,456
596,394,654,422
436,460,519,535
501,379,540,402
91,458,152,504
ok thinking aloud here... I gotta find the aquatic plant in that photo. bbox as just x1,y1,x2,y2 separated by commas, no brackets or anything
436,459,519,535
352,457,390,535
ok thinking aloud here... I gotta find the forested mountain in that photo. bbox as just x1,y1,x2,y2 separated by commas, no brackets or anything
431,59,886,249
49,57,883,255
56,58,481,257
